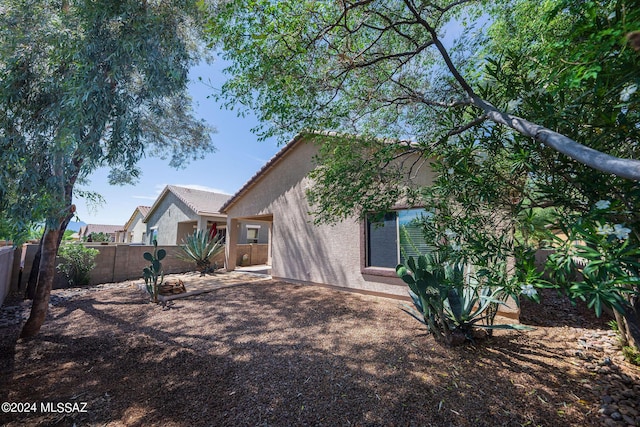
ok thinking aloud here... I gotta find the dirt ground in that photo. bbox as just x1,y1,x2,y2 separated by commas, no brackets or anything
0,276,638,426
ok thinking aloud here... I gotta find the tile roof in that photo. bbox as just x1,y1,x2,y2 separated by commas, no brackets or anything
123,205,152,230
78,224,124,236
219,132,308,213
166,185,231,215
219,130,418,213
145,185,231,220
137,206,151,217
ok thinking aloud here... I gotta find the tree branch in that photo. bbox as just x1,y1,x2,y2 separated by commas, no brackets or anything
475,99,640,180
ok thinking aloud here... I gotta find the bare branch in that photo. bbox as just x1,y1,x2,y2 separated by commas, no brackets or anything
433,114,488,147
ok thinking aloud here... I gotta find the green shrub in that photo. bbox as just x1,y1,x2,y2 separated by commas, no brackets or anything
622,346,640,366
87,232,111,242
56,243,99,287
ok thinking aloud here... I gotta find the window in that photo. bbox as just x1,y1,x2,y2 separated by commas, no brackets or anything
366,209,432,268
246,226,260,244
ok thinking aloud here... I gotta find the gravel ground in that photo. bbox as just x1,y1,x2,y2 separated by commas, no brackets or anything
0,277,639,426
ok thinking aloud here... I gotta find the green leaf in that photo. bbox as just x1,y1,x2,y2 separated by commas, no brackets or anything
407,257,417,272
418,255,428,270
400,274,415,286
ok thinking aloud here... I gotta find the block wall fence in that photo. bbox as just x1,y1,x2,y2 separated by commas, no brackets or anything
3,243,228,296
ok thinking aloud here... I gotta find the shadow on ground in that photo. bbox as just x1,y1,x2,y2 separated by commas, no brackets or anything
0,281,605,426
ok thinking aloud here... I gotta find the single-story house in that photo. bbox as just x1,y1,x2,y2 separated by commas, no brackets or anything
78,224,123,242
220,132,436,298
143,185,231,246
121,205,151,244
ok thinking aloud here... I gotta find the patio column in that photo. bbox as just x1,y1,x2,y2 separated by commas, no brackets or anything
226,218,239,271
267,222,272,266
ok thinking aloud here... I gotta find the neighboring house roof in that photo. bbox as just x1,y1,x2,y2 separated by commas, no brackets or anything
123,205,151,230
78,224,124,237
145,185,231,221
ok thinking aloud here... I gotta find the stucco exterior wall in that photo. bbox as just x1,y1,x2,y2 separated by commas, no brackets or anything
237,221,270,244
145,193,198,245
226,138,434,297
126,213,148,243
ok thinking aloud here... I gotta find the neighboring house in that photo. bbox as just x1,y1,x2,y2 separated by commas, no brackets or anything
220,132,436,298
121,206,151,243
144,185,231,245
78,224,123,242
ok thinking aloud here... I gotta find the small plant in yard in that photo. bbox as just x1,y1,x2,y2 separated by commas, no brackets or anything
609,320,640,366
179,230,224,275
397,252,532,346
56,243,99,287
143,239,166,303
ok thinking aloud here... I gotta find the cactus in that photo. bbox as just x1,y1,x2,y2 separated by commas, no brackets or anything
142,239,166,303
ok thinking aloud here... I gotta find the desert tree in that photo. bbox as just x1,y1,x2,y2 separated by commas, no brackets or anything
0,0,216,337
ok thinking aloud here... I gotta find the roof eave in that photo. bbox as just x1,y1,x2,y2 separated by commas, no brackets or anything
220,132,310,213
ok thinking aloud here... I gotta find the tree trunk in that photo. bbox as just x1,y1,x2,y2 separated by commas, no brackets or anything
24,214,74,300
20,227,60,338
619,296,640,352
19,181,75,337
25,235,43,300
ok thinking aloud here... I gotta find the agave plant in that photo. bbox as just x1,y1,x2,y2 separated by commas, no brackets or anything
397,252,531,346
179,230,224,275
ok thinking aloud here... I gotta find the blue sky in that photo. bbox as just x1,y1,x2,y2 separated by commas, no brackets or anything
73,58,283,226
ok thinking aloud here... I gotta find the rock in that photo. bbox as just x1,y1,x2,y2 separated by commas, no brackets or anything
602,395,614,404
471,328,488,340
619,404,638,417
159,279,186,295
620,374,633,385
621,388,635,399
610,411,623,421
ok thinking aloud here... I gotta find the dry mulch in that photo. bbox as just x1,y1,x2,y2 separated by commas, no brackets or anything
0,277,638,426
